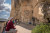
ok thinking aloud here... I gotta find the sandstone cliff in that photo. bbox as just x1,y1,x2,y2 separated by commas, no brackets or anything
10,0,50,24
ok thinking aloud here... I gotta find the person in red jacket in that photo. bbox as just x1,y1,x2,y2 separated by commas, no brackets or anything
5,17,16,31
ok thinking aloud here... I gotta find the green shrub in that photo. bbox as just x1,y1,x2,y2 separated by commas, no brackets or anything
32,23,50,33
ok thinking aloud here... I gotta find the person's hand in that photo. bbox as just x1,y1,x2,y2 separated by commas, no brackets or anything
13,27,16,29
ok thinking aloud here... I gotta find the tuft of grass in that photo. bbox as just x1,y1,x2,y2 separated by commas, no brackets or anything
32,23,50,33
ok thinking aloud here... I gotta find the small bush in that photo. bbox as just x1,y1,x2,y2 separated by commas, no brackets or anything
32,23,50,33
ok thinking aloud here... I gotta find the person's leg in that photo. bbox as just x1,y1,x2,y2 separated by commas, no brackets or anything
3,31,5,33
3,30,6,33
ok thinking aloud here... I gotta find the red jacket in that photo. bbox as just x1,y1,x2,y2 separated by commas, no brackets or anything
5,20,15,31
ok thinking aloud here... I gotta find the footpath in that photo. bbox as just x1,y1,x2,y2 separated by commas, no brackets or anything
15,23,35,33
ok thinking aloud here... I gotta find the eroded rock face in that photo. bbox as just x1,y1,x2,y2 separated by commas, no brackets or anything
11,0,50,24
43,3,50,23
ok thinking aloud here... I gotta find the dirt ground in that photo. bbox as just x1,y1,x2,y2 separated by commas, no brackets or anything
15,23,35,33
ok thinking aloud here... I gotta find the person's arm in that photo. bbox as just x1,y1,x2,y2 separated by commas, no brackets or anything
5,21,10,31
10,22,16,29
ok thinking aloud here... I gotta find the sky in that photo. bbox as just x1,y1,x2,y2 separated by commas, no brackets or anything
0,0,11,19
5,0,11,4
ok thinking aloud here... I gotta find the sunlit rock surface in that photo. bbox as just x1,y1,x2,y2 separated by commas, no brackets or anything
10,0,50,24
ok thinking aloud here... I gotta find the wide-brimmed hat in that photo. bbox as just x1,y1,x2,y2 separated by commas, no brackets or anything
8,17,13,20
